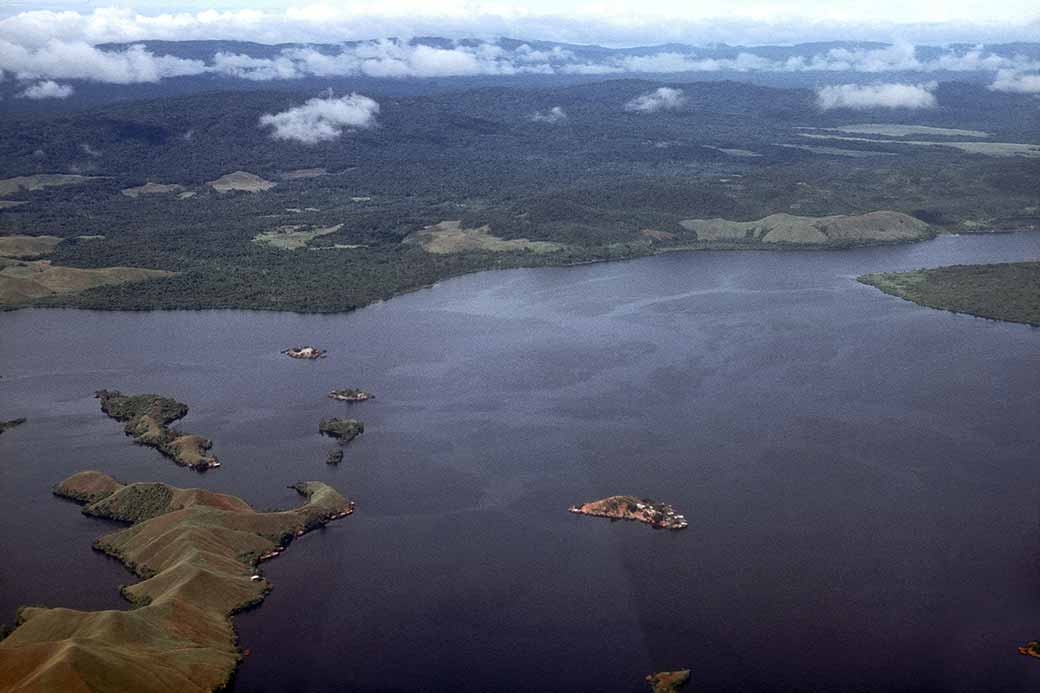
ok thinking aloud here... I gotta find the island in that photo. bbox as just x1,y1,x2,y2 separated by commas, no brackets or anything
1019,642,1040,658
319,417,364,443
569,495,688,530
646,670,691,692
0,471,353,692
326,448,344,465
96,390,220,470
329,388,374,402
0,418,26,435
859,261,1040,327
282,346,326,359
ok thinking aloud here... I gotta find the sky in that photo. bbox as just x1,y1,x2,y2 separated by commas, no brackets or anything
0,2,1037,47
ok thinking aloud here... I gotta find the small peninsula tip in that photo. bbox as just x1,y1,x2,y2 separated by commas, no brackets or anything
646,670,691,692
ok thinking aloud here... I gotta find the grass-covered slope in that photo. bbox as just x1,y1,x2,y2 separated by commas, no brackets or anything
859,261,1040,326
0,471,353,693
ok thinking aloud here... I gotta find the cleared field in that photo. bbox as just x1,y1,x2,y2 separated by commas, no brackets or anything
859,261,1040,326
207,171,276,193
799,133,1040,158
0,261,173,306
0,472,353,693
0,235,63,258
778,144,897,158
253,223,344,250
0,174,97,197
831,124,991,138
680,211,933,245
121,182,186,198
705,146,761,157
406,220,565,254
282,168,327,179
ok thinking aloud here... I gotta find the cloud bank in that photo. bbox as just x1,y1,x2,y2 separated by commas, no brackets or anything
816,82,938,110
1,6,1038,48
258,93,380,144
625,87,686,113
2,29,1040,89
18,79,73,99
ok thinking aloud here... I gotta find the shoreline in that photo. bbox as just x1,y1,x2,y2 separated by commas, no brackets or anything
5,228,1037,317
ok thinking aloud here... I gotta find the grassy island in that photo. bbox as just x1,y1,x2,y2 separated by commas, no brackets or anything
0,471,353,692
96,390,220,470
569,495,688,530
859,261,1040,326
319,418,364,443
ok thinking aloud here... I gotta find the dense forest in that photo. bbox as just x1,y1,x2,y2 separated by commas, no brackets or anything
1,77,1037,312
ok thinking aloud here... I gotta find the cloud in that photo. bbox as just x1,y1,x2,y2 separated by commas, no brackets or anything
258,92,380,144
624,87,686,113
17,79,73,99
1,7,1038,48
530,106,566,123
990,69,1040,93
0,39,206,83
816,82,938,110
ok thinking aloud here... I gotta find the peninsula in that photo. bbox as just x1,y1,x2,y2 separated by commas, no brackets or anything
569,496,688,530
96,390,220,470
859,261,1040,326
0,471,353,692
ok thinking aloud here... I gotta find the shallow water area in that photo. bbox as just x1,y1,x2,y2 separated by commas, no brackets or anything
1,232,1039,692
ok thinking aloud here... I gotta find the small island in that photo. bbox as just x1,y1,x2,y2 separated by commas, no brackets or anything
319,417,364,443
569,495,688,530
646,670,691,693
96,390,220,470
282,346,326,359
0,471,353,692
326,448,344,465
1019,642,1040,659
329,388,374,402
0,417,26,435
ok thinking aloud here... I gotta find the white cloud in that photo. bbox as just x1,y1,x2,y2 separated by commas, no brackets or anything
258,92,380,144
989,69,1040,93
816,82,938,110
0,6,1037,48
0,39,206,83
17,79,73,99
530,106,566,123
624,87,686,113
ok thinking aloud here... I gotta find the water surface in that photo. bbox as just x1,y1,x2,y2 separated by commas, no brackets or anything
1,234,1039,692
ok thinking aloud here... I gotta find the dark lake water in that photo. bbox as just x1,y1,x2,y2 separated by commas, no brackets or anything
2,233,1040,692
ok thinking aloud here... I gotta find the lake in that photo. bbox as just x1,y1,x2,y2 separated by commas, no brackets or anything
1,233,1039,692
